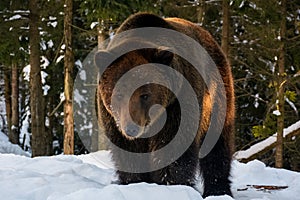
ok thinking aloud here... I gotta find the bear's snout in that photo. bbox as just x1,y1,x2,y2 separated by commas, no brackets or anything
124,123,140,137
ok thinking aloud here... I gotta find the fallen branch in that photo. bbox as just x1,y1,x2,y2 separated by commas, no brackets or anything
49,99,65,116
237,185,288,191
235,120,300,163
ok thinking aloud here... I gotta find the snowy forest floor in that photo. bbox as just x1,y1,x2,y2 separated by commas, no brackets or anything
1,131,300,200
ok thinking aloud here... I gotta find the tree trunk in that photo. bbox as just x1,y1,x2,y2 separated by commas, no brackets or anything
221,0,230,56
29,0,47,157
63,0,74,155
97,19,107,50
196,0,205,25
4,67,12,137
10,63,19,144
94,20,109,151
275,0,287,168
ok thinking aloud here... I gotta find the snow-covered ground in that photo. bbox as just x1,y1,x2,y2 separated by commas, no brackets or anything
0,131,299,200
0,131,30,157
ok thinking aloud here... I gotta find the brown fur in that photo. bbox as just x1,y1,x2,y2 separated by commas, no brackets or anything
96,13,235,198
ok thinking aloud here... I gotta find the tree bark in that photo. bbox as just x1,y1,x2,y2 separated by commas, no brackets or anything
221,0,230,56
10,63,19,144
97,19,107,50
275,0,287,168
4,67,12,137
29,0,47,157
95,19,109,151
63,0,74,155
196,0,205,25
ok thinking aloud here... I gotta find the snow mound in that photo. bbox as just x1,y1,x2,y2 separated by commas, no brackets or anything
231,160,300,200
0,99,298,199
0,154,114,200
57,183,202,200
0,150,299,200
0,131,30,157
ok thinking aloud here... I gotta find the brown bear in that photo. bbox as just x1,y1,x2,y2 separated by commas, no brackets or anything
95,13,235,198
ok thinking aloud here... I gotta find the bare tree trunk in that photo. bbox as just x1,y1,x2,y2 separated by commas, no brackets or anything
221,0,230,56
275,0,287,168
95,19,109,151
47,91,56,155
4,67,12,137
10,63,19,144
196,0,205,25
97,19,107,50
45,127,53,155
29,0,47,157
63,0,74,155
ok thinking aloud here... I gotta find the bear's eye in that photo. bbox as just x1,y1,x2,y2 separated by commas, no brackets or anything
140,94,150,101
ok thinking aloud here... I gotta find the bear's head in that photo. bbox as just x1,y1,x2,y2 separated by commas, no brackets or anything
95,47,178,139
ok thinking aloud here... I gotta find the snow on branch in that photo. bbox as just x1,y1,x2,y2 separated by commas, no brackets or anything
235,120,300,163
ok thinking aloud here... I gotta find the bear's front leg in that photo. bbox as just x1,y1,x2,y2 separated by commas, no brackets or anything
149,144,199,186
110,138,151,184
199,135,232,198
117,171,149,184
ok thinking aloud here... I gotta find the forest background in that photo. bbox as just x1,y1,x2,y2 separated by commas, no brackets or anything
0,0,299,171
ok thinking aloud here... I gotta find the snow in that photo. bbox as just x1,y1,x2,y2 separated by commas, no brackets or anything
231,160,300,200
90,22,99,29
0,131,8,142
41,55,50,69
0,131,30,157
48,21,58,28
60,92,65,102
75,59,83,69
235,120,300,161
43,84,50,96
41,40,47,50
6,14,22,21
79,69,86,80
239,0,245,8
56,55,64,64
74,89,87,108
47,39,54,48
254,94,259,108
0,118,300,200
272,110,281,116
23,65,30,81
20,108,30,149
285,97,298,115
49,16,57,21
13,10,30,14
0,136,299,200
22,62,48,84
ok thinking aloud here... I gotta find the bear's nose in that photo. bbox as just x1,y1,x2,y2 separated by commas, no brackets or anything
125,123,140,137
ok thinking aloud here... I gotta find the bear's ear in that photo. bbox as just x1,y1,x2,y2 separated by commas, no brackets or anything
94,50,114,74
154,47,174,65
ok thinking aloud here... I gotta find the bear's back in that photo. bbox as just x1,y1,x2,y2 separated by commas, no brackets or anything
116,13,226,68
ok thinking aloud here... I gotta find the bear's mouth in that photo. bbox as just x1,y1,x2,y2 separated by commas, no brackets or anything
119,119,157,139
119,122,146,139
120,120,165,139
